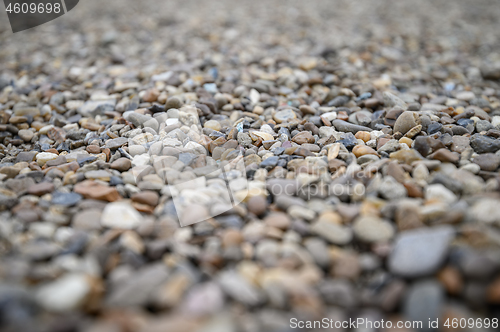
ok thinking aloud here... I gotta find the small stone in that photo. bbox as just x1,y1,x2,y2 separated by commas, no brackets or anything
425,184,457,204
472,153,500,171
403,281,444,332
388,226,455,277
273,109,297,123
204,120,221,131
311,220,353,245
18,129,34,142
353,216,395,243
15,151,37,163
128,145,146,156
27,182,55,196
451,136,470,153
105,137,128,150
352,145,378,157
247,196,267,216
428,148,459,163
101,201,142,229
131,191,159,206
86,145,101,154
470,134,500,154
383,91,408,110
72,209,102,230
36,274,94,312
292,131,315,145
438,266,463,295
218,271,264,306
74,180,121,202
110,158,132,171
354,131,371,142
51,192,82,206
179,204,209,226
332,119,372,134
36,152,58,166
393,111,419,135
379,176,407,200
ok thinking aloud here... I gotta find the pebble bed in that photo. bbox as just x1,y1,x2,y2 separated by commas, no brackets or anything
1,0,500,331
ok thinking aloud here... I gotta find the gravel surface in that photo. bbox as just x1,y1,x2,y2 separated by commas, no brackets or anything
1,0,500,331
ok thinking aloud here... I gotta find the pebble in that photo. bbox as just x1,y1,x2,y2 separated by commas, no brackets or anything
35,273,92,312
273,109,297,123
352,216,395,243
110,158,132,171
101,201,142,229
393,111,419,134
18,129,34,142
388,226,455,277
403,280,444,332
247,196,268,216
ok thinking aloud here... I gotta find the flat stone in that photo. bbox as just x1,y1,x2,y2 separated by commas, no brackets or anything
353,216,395,243
218,271,265,306
27,182,55,196
388,226,455,277
74,180,120,202
36,152,58,166
273,109,297,123
131,191,159,206
101,201,142,229
425,184,457,204
51,192,82,206
110,158,132,171
311,220,353,245
470,134,500,154
72,209,102,230
292,132,315,145
472,153,500,171
428,148,459,163
332,120,372,134
15,151,37,163
105,137,129,150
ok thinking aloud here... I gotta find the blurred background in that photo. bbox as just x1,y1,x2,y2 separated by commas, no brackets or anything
1,1,500,332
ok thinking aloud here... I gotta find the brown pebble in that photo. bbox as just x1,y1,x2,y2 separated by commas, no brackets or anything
355,131,371,142
352,145,378,157
264,212,291,229
86,145,101,154
45,148,59,155
110,158,132,172
27,182,55,196
438,266,463,296
428,148,460,163
131,191,160,206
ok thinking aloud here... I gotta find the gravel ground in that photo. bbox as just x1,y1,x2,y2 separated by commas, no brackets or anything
1,0,500,331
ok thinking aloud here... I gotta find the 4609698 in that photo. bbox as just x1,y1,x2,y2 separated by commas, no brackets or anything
6,2,61,14
444,318,498,329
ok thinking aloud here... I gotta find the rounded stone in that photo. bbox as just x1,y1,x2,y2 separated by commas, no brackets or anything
204,120,222,131
353,216,395,243
273,109,297,124
18,129,34,142
247,195,267,216
393,111,419,135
